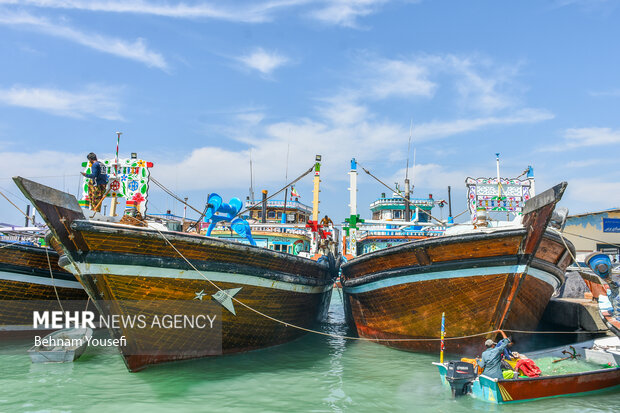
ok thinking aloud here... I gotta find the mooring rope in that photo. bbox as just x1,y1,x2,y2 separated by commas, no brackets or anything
231,165,314,220
151,225,608,342
562,231,620,250
44,244,65,313
359,165,446,226
0,188,29,218
150,163,315,228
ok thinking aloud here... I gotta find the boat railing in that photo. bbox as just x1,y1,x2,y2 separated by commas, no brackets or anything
369,198,435,208
244,200,313,214
214,223,311,237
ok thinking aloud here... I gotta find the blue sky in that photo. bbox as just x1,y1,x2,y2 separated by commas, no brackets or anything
0,0,619,225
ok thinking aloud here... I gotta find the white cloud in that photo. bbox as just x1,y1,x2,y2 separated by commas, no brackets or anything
0,0,394,27
589,89,620,97
0,85,123,120
0,11,168,70
345,53,524,114
0,0,282,22
0,150,84,183
542,127,620,151
413,109,554,141
365,57,437,99
237,48,290,75
565,159,605,168
308,0,390,28
565,178,620,212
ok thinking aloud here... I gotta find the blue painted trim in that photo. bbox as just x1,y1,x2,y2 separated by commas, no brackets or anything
343,265,527,294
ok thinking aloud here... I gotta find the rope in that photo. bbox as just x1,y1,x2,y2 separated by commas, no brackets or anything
0,188,29,218
151,225,604,342
44,245,65,313
503,329,608,335
232,165,314,220
150,176,203,215
359,165,445,226
563,231,620,250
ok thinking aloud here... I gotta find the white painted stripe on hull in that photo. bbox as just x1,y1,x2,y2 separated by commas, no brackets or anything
344,264,560,294
69,262,332,294
0,270,82,289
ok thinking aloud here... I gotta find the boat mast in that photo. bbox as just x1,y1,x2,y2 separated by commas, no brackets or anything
312,155,321,223
282,142,290,224
110,132,122,217
308,155,322,255
346,158,363,257
249,149,255,202
405,120,413,221
496,152,502,198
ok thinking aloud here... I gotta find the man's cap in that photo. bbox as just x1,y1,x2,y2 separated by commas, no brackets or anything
485,339,496,347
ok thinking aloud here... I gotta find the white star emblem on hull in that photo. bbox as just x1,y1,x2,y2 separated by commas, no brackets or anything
211,287,242,315
194,289,207,300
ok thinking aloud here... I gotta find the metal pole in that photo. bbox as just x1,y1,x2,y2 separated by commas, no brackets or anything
440,312,445,363
448,186,452,220
312,155,321,223
261,190,267,223
110,132,122,217
404,178,410,221
495,152,501,198
25,205,30,227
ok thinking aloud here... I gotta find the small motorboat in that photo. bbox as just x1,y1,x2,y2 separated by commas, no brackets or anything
433,336,620,403
28,327,92,363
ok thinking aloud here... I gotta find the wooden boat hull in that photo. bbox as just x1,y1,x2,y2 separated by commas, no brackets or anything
434,362,620,403
0,241,87,335
14,177,334,371
342,183,573,353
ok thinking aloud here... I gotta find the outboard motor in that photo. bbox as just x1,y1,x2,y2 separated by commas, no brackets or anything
445,361,476,397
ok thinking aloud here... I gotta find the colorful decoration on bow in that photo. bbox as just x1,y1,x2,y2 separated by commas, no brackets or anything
466,171,534,221
80,157,154,214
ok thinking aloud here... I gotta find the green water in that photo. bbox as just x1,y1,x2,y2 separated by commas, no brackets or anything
1,294,618,412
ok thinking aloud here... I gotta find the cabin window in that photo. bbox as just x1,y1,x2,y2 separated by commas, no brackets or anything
257,211,262,218
277,212,282,219
268,211,276,219
394,210,401,219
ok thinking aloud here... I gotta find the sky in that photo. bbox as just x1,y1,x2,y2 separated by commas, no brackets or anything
0,0,619,226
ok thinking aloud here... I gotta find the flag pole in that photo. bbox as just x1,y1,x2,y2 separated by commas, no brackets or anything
110,132,122,217
440,312,445,363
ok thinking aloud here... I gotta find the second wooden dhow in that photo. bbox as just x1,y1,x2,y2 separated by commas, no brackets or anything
14,176,335,372
341,182,575,354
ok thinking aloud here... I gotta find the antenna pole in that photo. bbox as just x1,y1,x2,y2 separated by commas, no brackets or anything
249,150,255,201
405,119,413,181
282,142,290,224
496,152,502,200
405,119,413,221
110,132,122,217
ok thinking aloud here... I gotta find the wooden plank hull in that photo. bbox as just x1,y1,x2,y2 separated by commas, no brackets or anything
435,362,620,403
342,183,572,353
13,177,334,371
0,241,87,334
482,368,620,402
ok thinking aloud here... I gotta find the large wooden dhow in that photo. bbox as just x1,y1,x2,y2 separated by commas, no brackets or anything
0,239,87,335
341,182,575,354
14,177,335,371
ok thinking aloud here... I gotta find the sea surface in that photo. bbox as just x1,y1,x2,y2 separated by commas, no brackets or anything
1,293,617,413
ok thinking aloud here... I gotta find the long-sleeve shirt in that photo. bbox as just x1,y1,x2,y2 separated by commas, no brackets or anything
478,339,510,380
84,161,108,186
